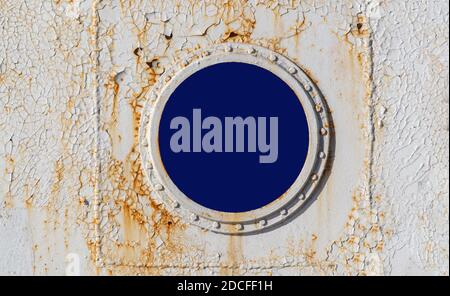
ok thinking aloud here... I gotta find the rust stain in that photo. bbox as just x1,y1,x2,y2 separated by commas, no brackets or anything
104,73,122,157
107,192,187,273
51,159,64,197
103,102,188,275
352,14,370,39
221,234,243,275
3,155,14,208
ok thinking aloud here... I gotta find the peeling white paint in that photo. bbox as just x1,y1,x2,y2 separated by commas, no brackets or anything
0,0,448,276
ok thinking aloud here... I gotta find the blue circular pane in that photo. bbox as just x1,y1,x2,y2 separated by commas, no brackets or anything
159,62,309,212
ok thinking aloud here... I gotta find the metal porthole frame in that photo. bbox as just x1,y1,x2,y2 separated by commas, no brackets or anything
139,43,331,235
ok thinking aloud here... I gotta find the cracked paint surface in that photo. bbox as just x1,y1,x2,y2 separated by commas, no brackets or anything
0,0,448,275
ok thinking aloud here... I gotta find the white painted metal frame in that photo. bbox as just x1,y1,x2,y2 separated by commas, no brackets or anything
139,43,331,234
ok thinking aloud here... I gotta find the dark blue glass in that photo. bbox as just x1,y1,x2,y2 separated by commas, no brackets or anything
159,62,309,212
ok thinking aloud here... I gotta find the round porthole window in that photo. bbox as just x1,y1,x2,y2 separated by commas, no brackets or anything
139,43,331,234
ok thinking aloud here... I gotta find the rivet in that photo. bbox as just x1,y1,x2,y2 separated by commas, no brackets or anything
212,221,220,229
299,193,306,200
269,54,277,62
172,200,180,208
164,76,171,82
280,209,288,216
377,120,383,128
319,151,326,159
258,219,267,227
315,104,322,112
311,174,318,181
190,214,199,222
288,67,297,74
154,184,164,191
203,50,210,56
150,94,157,101
248,47,255,54
305,84,313,91
224,45,232,52
320,128,328,136
235,223,243,230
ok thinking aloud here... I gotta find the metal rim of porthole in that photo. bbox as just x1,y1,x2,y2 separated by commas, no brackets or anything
139,43,331,234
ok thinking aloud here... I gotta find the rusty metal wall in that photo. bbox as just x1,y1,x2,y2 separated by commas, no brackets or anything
0,0,448,275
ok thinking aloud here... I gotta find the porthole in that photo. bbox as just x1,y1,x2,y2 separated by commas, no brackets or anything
139,43,331,234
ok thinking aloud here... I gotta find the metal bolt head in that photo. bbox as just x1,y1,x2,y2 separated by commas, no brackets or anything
235,223,243,231
269,54,277,62
212,221,220,229
154,184,164,191
224,45,232,52
280,209,288,216
320,128,328,136
258,219,267,227
319,151,326,159
377,120,383,128
288,67,297,74
311,174,318,181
